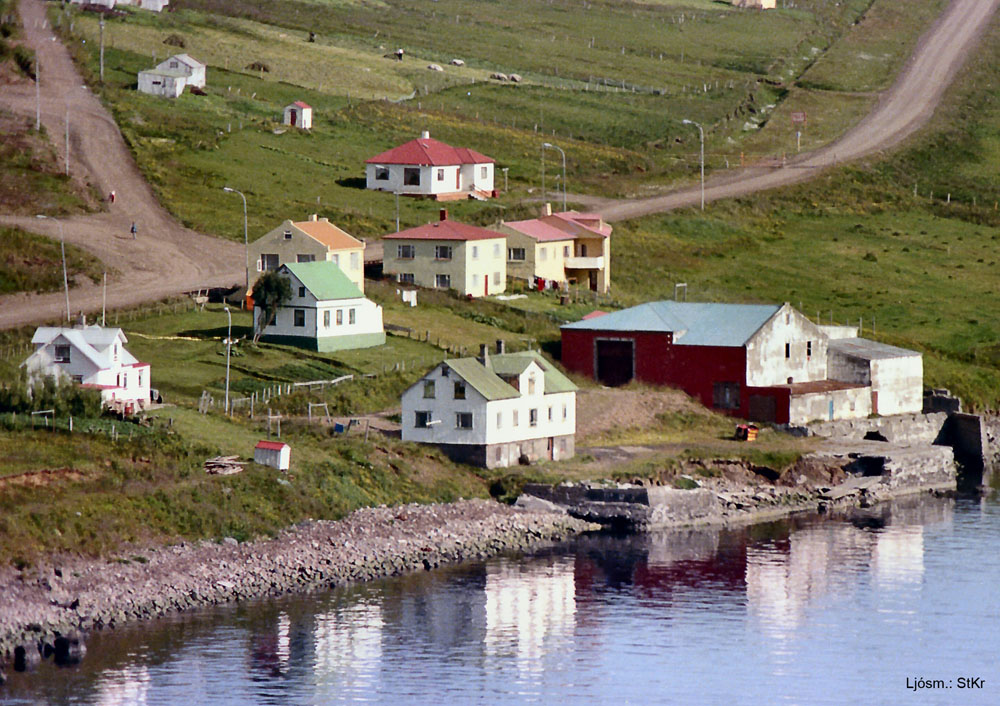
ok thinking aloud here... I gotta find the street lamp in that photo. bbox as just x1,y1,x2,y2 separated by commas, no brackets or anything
223,306,232,414
543,142,566,211
36,214,71,322
222,186,249,294
682,119,705,211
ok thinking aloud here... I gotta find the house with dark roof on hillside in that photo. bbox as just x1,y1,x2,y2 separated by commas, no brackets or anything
365,131,496,200
382,210,506,297
401,342,577,468
560,301,923,424
249,215,366,292
255,261,384,352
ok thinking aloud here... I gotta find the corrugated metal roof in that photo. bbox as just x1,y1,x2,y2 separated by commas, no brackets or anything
445,358,519,401
828,337,920,361
366,136,494,166
443,351,577,400
291,219,363,251
503,211,611,242
256,440,289,450
561,301,781,348
282,261,363,301
514,351,577,393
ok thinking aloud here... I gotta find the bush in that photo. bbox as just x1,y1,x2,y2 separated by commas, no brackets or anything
0,368,102,417
13,45,34,79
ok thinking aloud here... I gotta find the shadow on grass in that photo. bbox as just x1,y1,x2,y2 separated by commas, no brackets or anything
336,177,367,190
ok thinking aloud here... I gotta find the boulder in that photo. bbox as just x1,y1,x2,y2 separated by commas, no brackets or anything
490,72,509,81
450,59,465,66
509,73,522,83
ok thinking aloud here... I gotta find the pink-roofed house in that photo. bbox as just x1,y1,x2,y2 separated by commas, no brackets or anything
382,209,506,297
365,131,496,200
496,203,612,293
282,101,312,129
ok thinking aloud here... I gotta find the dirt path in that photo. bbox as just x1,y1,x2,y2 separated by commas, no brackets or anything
0,0,242,330
597,0,1000,221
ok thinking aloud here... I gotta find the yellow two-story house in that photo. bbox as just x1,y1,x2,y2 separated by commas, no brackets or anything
496,204,611,293
248,215,366,292
382,211,506,297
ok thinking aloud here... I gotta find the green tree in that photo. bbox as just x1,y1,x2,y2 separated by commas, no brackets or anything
251,270,292,343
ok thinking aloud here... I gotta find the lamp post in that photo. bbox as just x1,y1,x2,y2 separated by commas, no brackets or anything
36,215,70,322
223,306,232,414
35,60,40,131
543,142,566,211
682,119,705,211
222,187,249,294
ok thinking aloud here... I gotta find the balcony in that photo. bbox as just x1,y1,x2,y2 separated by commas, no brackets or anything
565,256,605,270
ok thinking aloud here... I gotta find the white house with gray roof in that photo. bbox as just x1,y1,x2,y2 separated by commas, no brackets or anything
23,324,150,412
401,343,577,468
256,261,384,352
138,54,206,98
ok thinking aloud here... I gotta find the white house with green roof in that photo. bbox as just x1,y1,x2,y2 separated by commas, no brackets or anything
256,261,384,352
401,343,577,468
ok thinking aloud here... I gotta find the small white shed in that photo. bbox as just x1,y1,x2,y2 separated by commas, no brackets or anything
283,101,313,129
254,440,291,470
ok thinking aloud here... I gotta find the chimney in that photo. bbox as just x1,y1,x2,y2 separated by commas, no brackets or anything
309,214,318,221
75,313,86,329
541,202,552,217
478,343,490,366
439,208,448,221
421,130,430,139
495,340,506,355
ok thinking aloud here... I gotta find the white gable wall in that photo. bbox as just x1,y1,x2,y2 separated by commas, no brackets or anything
745,304,828,386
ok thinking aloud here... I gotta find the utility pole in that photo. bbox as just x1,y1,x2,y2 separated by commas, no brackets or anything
35,61,40,130
64,105,69,176
99,17,105,83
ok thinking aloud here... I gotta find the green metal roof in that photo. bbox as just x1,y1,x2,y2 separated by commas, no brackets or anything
444,351,577,401
282,261,363,301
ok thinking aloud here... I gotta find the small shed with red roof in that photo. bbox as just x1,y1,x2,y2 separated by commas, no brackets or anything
366,131,496,200
382,210,507,297
283,101,312,129
254,440,291,470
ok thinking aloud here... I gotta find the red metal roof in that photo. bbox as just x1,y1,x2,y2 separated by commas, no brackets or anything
384,219,506,242
366,137,494,166
582,310,608,320
255,440,289,451
505,211,611,241
292,101,311,109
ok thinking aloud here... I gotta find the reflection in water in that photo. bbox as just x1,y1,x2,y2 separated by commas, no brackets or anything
9,495,1000,705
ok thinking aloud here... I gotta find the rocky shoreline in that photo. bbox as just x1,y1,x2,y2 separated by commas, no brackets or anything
0,499,595,675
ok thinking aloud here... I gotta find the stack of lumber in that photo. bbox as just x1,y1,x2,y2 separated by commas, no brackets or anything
204,456,245,475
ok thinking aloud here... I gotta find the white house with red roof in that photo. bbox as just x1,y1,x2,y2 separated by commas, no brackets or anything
22,324,151,413
365,131,496,200
254,440,291,470
382,210,506,297
497,203,612,293
282,101,312,129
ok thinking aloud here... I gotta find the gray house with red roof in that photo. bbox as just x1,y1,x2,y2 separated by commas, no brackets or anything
365,131,496,200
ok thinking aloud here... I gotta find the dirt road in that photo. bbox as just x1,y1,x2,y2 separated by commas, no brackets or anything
0,0,242,330
598,0,1000,221
0,0,995,330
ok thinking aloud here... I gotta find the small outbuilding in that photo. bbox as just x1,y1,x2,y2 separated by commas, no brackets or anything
254,440,290,470
282,101,312,129
138,54,206,98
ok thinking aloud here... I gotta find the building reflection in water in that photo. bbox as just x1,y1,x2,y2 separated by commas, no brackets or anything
310,601,384,698
94,664,150,706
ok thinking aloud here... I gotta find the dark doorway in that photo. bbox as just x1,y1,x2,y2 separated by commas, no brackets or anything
748,394,776,423
596,339,634,386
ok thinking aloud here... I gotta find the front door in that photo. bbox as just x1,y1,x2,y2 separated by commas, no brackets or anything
596,339,634,386
547,437,555,460
290,109,297,126
456,169,461,190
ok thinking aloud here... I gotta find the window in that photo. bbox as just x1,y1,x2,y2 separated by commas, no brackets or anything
375,166,389,181
350,252,360,270
539,247,547,261
398,244,415,259
471,246,479,260
123,373,128,388
283,230,292,240
807,341,813,357
349,309,356,325
138,371,143,387
472,274,480,288
785,312,791,324
785,343,791,359
480,166,488,179
296,254,315,263
454,381,466,400
496,412,502,429
324,310,330,328
456,412,473,429
403,167,421,186
493,243,501,258
529,408,538,427
435,245,453,260
712,382,740,410
113,344,118,361
72,375,83,384
298,286,306,298
563,245,570,257
170,61,178,68
261,254,279,271
493,272,501,286
548,406,553,422
508,248,525,261
495,447,503,463
415,411,431,428
54,345,70,363
294,309,306,327
527,375,536,395
437,168,445,181
423,380,435,398
336,309,343,325
435,274,451,289
562,403,567,420
399,273,415,284
332,254,340,266
513,410,519,426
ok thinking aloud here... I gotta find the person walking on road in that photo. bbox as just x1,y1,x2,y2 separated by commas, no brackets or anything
108,190,116,204
130,221,137,240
